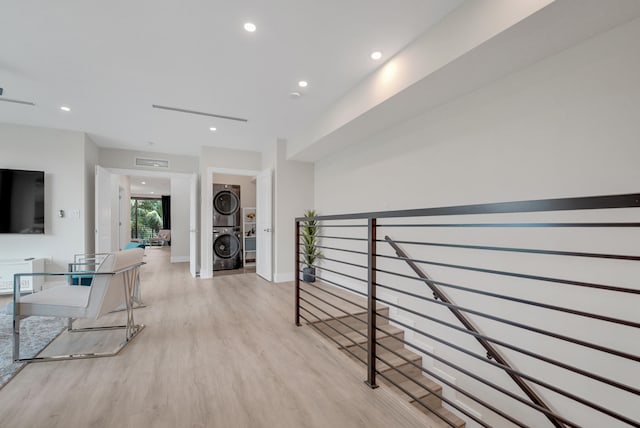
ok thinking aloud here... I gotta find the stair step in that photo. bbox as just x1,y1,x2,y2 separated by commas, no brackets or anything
309,308,390,337
395,377,442,409
413,404,466,428
376,347,422,373
303,281,465,427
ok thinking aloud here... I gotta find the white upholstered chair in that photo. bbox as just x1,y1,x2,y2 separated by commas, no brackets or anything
12,248,145,363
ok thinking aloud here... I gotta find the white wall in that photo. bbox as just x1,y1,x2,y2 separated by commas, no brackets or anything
83,134,99,255
170,177,190,263
315,17,640,212
99,147,198,174
273,140,314,282
0,123,90,271
312,17,640,428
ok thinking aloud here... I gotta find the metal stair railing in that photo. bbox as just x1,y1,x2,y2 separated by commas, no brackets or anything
295,193,640,428
384,235,564,428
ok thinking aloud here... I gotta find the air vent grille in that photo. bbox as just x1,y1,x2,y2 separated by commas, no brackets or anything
135,158,169,168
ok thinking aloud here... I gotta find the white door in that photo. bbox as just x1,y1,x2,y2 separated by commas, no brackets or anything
118,186,128,250
95,165,114,254
256,168,273,281
189,173,198,277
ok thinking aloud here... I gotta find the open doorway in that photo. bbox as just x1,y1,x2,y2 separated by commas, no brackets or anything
201,167,272,281
211,173,256,276
95,167,198,276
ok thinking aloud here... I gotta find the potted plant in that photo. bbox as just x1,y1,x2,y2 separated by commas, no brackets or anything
301,209,322,282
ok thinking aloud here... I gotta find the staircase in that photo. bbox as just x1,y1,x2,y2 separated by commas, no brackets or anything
302,282,465,428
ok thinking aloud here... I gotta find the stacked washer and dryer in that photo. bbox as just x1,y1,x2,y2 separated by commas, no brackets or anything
213,184,243,271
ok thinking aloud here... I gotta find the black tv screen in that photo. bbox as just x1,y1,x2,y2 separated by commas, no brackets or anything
0,169,45,234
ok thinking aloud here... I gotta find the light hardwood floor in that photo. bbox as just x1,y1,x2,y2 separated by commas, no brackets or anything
0,247,434,428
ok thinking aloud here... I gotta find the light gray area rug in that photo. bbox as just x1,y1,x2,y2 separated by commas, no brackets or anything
0,312,66,389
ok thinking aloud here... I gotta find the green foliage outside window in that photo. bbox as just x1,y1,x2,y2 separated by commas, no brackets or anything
131,199,163,240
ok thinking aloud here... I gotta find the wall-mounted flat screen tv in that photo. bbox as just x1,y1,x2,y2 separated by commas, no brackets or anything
0,169,45,234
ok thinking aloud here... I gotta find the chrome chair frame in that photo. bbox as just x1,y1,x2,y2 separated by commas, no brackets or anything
68,252,146,308
12,252,145,363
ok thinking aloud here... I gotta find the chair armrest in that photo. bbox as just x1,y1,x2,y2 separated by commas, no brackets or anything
13,271,105,298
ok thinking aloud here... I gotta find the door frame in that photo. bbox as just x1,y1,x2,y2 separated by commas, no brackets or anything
100,167,198,274
201,167,269,279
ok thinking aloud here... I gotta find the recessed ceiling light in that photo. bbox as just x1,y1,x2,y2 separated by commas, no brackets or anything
141,181,146,185
370,51,382,60
298,81,308,88
150,191,155,194
209,127,217,131
60,106,71,112
244,23,256,32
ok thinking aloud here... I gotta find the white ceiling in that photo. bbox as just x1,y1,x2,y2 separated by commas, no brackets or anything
130,175,171,197
0,0,463,157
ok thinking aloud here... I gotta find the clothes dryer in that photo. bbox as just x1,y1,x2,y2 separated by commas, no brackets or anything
213,184,241,226
213,226,243,271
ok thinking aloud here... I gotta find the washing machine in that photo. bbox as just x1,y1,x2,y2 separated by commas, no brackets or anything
213,184,241,227
213,227,243,271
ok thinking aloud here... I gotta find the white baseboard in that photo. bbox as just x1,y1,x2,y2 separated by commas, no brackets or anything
273,272,294,283
170,256,189,263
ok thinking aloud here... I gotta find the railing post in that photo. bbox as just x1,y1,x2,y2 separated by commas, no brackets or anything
366,217,378,388
295,220,301,326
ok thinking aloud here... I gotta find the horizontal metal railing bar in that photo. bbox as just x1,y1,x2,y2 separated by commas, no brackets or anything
305,263,367,284
375,267,640,329
316,235,368,242
374,366,464,428
299,312,366,366
375,252,640,295
380,302,640,395
382,235,582,428
375,282,639,362
313,244,369,256
300,287,368,323
300,281,368,312
375,301,638,426
317,224,368,228
301,299,488,427
295,193,640,222
373,336,529,428
297,271,369,299
301,271,638,393
319,256,368,270
373,284,639,394
375,238,640,261
374,327,531,428
377,222,640,228
376,370,460,428
298,299,367,353
373,320,576,427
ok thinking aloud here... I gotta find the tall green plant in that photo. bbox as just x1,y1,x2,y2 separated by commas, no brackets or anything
301,209,322,268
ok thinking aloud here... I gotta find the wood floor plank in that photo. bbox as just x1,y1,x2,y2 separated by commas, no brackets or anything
0,247,435,428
